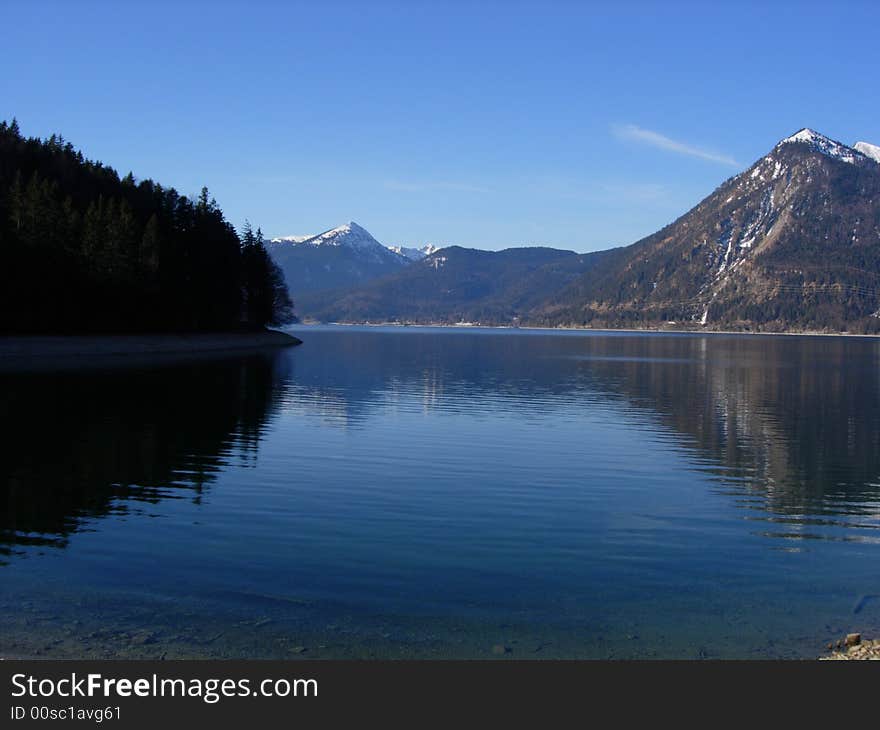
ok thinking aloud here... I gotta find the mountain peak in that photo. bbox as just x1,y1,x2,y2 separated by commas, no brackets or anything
302,221,387,252
776,128,858,164
266,221,410,297
780,128,828,145
334,221,366,234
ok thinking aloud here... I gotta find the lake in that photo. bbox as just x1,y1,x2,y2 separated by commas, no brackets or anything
2,325,880,659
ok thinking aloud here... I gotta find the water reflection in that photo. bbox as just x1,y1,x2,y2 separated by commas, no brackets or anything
4,328,880,558
278,328,880,538
0,353,283,560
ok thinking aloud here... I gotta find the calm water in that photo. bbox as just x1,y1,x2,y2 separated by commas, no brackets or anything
2,326,880,659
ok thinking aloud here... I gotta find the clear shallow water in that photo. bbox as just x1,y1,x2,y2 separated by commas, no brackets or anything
2,326,880,659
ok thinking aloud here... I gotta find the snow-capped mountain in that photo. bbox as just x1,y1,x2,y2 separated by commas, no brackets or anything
387,243,442,261
540,127,880,331
776,128,861,163
301,222,392,253
278,222,406,264
854,141,880,164
266,222,410,296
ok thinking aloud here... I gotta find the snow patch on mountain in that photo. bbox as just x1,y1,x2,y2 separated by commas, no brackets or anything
269,234,313,244
387,243,442,261
854,141,880,164
777,128,857,164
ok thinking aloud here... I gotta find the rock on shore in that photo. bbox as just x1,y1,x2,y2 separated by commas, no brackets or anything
820,634,880,660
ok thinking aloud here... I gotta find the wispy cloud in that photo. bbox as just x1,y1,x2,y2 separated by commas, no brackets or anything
612,124,739,167
521,175,672,205
383,180,491,194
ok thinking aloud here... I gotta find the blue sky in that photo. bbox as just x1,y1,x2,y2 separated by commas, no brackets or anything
3,1,879,252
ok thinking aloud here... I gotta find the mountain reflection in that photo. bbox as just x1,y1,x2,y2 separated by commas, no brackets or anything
280,328,880,524
0,353,283,560
3,328,880,561
580,335,880,522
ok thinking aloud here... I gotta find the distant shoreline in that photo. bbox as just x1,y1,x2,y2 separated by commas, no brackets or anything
0,330,302,372
295,321,880,339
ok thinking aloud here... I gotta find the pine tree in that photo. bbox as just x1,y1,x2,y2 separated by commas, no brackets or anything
240,219,256,248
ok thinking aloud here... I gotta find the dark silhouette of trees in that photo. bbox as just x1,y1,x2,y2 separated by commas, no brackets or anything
240,222,294,327
0,119,294,333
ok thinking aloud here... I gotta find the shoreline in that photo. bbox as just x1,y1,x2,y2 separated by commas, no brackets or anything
820,634,880,660
295,321,880,340
4,624,874,661
0,330,302,372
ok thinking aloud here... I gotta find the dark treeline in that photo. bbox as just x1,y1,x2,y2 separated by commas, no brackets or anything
0,119,293,333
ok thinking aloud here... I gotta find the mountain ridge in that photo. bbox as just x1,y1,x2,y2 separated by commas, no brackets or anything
387,243,442,261
296,245,608,324
270,225,444,262
293,129,880,333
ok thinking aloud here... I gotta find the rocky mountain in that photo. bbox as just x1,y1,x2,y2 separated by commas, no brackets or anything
267,222,409,295
536,128,880,332
296,246,604,323
297,129,880,333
